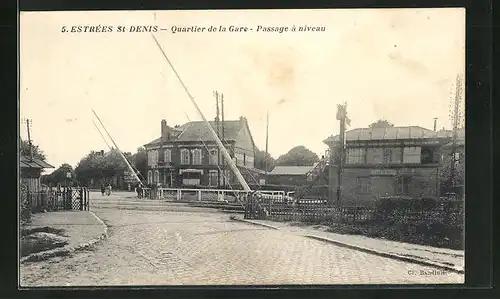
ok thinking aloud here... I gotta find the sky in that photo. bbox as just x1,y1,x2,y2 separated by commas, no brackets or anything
20,8,465,174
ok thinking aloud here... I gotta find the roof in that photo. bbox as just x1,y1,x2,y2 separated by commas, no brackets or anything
323,126,443,144
20,156,55,169
239,165,266,175
269,163,318,176
144,119,248,147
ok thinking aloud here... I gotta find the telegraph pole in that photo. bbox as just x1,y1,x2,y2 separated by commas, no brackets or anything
265,110,269,176
214,91,221,187
22,118,33,159
220,93,225,187
335,103,350,205
450,75,462,188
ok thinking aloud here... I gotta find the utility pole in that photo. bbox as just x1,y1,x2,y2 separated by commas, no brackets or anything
335,103,350,206
265,110,269,177
214,91,221,188
22,118,33,160
221,93,225,187
450,75,462,189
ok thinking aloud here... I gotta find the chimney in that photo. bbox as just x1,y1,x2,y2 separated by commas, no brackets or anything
433,118,438,132
161,119,169,139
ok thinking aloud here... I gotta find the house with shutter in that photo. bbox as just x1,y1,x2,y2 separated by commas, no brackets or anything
323,126,453,201
143,117,262,188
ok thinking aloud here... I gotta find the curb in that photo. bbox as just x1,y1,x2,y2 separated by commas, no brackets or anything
21,212,109,264
305,235,464,274
230,218,280,230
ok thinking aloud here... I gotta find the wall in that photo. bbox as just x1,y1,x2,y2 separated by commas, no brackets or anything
234,122,255,168
328,166,440,201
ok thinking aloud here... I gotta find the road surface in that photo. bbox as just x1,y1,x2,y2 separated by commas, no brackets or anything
20,192,464,286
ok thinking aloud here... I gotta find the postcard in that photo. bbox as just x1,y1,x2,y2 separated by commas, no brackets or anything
19,8,465,286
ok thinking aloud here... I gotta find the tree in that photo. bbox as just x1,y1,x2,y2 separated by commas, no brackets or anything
275,146,319,166
20,139,46,161
131,147,147,178
369,119,394,128
254,146,275,172
74,149,128,185
41,163,75,186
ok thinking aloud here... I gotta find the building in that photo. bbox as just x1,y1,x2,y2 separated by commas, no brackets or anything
143,117,262,188
267,164,319,186
20,155,55,192
323,126,453,202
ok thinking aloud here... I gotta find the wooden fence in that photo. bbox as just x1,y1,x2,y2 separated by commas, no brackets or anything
25,188,90,213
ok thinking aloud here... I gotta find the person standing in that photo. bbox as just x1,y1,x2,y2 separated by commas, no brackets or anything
137,184,142,199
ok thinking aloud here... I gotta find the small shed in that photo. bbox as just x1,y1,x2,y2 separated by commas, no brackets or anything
267,164,318,186
20,155,55,192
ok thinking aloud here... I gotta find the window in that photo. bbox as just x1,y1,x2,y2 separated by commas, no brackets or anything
246,155,254,167
147,170,153,184
209,149,218,165
209,171,218,186
147,151,153,166
356,177,371,194
346,148,365,164
403,147,421,164
383,148,392,164
154,170,160,183
366,148,383,164
397,175,411,195
180,149,190,165
148,150,158,166
164,149,172,163
420,148,434,164
192,149,202,165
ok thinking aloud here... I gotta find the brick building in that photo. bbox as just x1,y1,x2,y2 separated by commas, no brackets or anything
323,126,452,202
143,117,263,188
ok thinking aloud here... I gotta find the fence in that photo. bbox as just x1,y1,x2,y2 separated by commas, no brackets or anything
26,188,90,213
262,199,375,223
139,187,291,205
247,195,463,227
